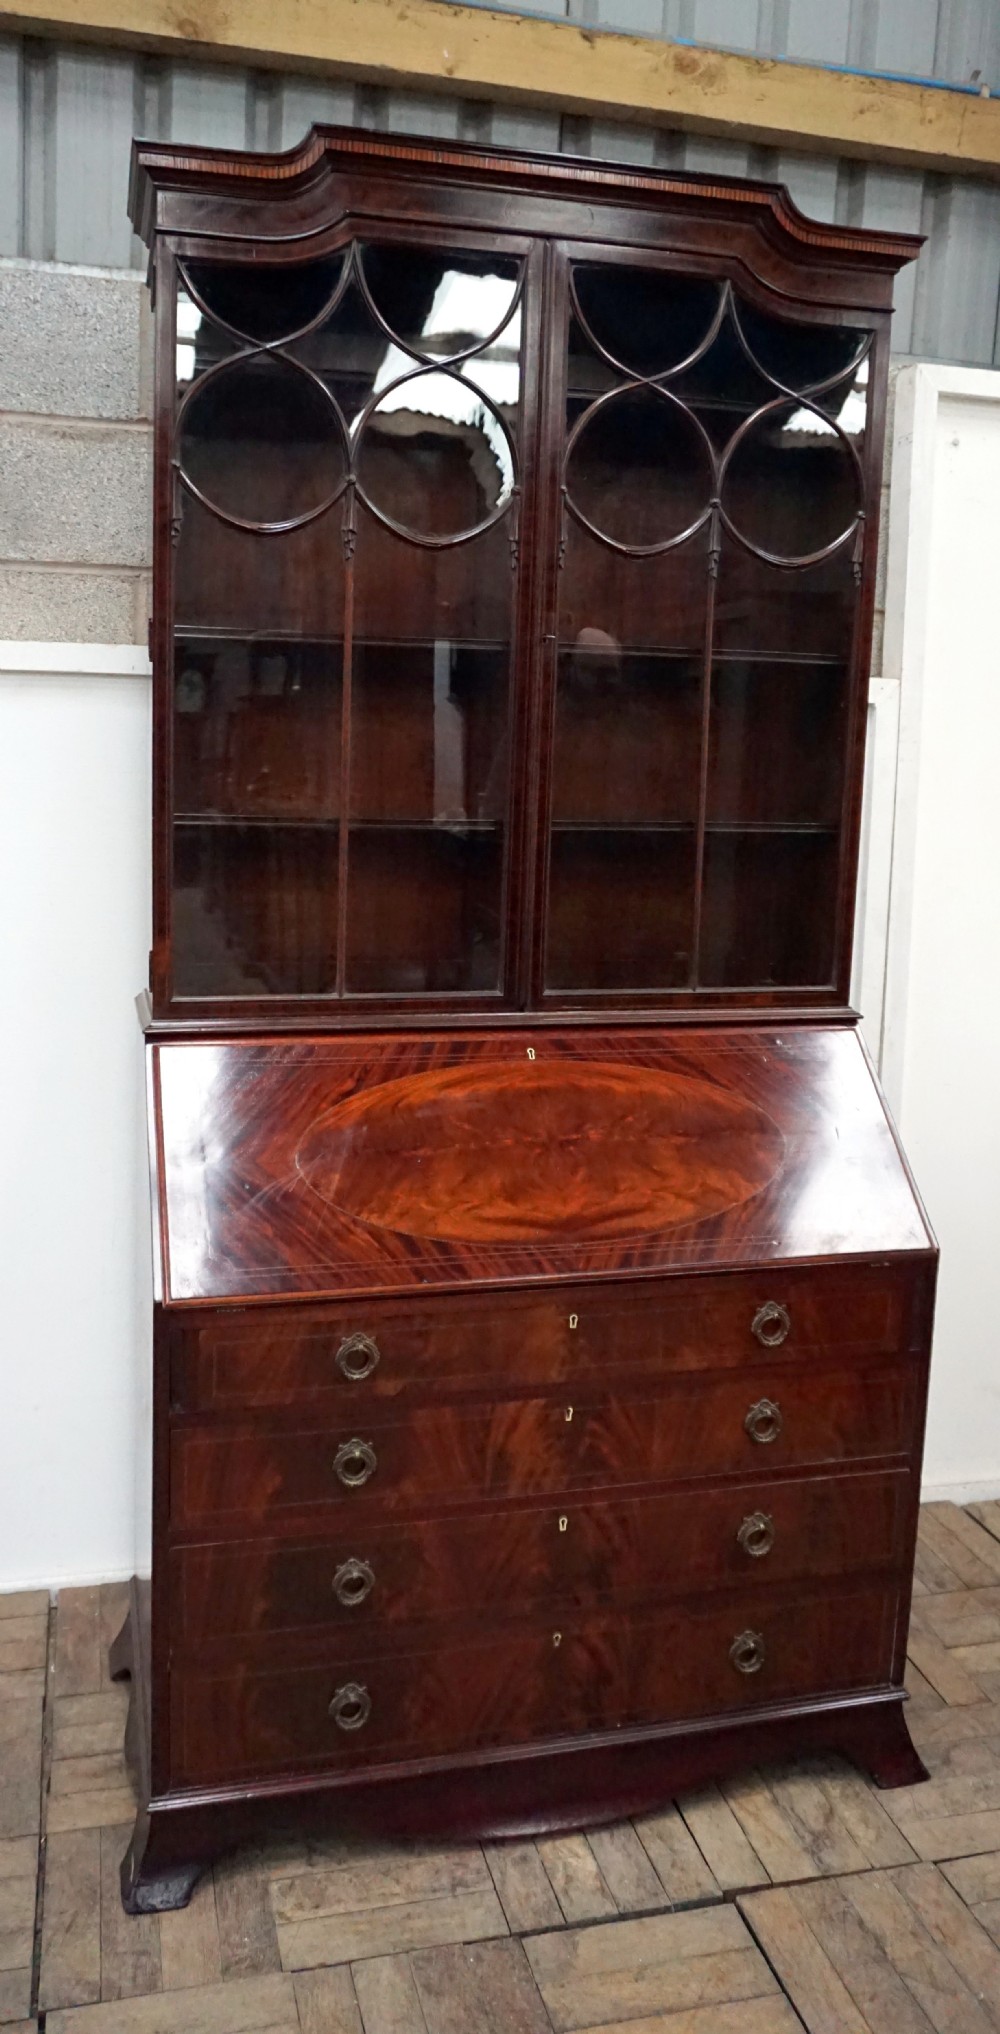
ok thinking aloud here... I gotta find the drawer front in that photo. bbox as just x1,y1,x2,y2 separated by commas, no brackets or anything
170,1466,911,1651
172,1264,918,1412
169,1581,897,1786
169,1366,917,1528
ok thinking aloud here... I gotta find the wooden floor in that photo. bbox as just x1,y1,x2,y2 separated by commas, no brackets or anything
6,1501,1000,2032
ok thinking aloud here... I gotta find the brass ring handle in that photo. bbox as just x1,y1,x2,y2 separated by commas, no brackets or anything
752,1301,790,1348
730,1630,765,1675
328,1681,371,1731
336,1332,380,1382
744,1398,783,1446
334,1439,377,1488
737,1510,775,1559
332,1557,375,1607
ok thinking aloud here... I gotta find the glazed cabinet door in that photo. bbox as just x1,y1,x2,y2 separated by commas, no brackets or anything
534,245,879,1010
162,234,539,1014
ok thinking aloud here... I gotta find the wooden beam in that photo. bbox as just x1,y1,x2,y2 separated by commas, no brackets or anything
2,0,999,180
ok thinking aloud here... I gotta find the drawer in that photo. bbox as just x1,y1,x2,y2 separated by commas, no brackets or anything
169,1364,917,1529
168,1579,897,1786
171,1263,919,1413
169,1465,911,1651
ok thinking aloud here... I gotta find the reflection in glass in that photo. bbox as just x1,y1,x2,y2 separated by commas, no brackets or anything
356,370,515,540
179,356,346,527
174,638,341,821
175,288,238,396
361,247,520,361
350,643,508,825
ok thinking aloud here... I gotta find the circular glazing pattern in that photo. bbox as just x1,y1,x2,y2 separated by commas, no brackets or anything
359,245,521,365
720,398,862,562
572,267,723,380
354,368,516,543
734,298,870,394
178,353,349,529
564,389,714,552
180,255,345,345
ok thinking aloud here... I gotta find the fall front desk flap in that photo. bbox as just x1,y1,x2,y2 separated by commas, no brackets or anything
150,1026,933,1305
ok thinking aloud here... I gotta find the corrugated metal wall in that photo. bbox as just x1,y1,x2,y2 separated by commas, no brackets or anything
1,19,999,364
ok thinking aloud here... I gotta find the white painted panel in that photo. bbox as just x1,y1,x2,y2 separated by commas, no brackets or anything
0,654,151,1589
883,367,1000,1495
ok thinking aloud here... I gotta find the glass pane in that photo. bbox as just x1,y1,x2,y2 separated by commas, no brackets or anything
699,831,839,988
174,638,341,821
545,506,707,991
351,642,508,824
722,396,862,560
547,831,696,991
361,246,520,362
566,391,712,550
174,499,344,640
702,532,856,989
572,266,721,378
714,538,857,661
172,823,338,997
179,355,346,527
345,505,512,994
181,257,343,342
553,638,701,827
736,299,868,392
707,659,847,829
346,827,503,994
175,286,238,396
356,369,514,540
559,518,709,651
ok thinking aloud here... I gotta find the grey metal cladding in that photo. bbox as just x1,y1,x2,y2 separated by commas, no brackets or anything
0,15,998,366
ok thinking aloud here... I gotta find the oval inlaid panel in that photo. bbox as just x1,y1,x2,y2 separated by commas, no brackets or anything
296,1059,784,1244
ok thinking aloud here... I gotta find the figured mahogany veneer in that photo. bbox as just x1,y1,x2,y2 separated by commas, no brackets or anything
119,127,933,1915
171,1468,909,1650
152,1027,928,1301
172,1260,918,1410
170,1367,916,1529
170,1581,898,1789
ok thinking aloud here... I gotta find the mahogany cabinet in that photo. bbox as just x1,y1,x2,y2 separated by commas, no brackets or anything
116,125,933,1912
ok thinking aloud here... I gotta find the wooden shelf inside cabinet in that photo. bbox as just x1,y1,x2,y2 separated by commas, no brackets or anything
122,124,933,1919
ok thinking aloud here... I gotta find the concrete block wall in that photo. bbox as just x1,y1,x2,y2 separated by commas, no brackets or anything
0,259,152,642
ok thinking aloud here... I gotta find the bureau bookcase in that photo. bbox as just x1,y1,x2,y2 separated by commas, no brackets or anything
116,126,934,1911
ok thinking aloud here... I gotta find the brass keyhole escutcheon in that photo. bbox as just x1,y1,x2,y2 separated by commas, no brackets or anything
334,1438,377,1487
558,1516,568,1533
730,1630,765,1675
335,1332,380,1381
333,1557,375,1607
752,1301,790,1348
737,1511,775,1559
564,1406,574,1422
329,1681,371,1731
744,1398,783,1446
